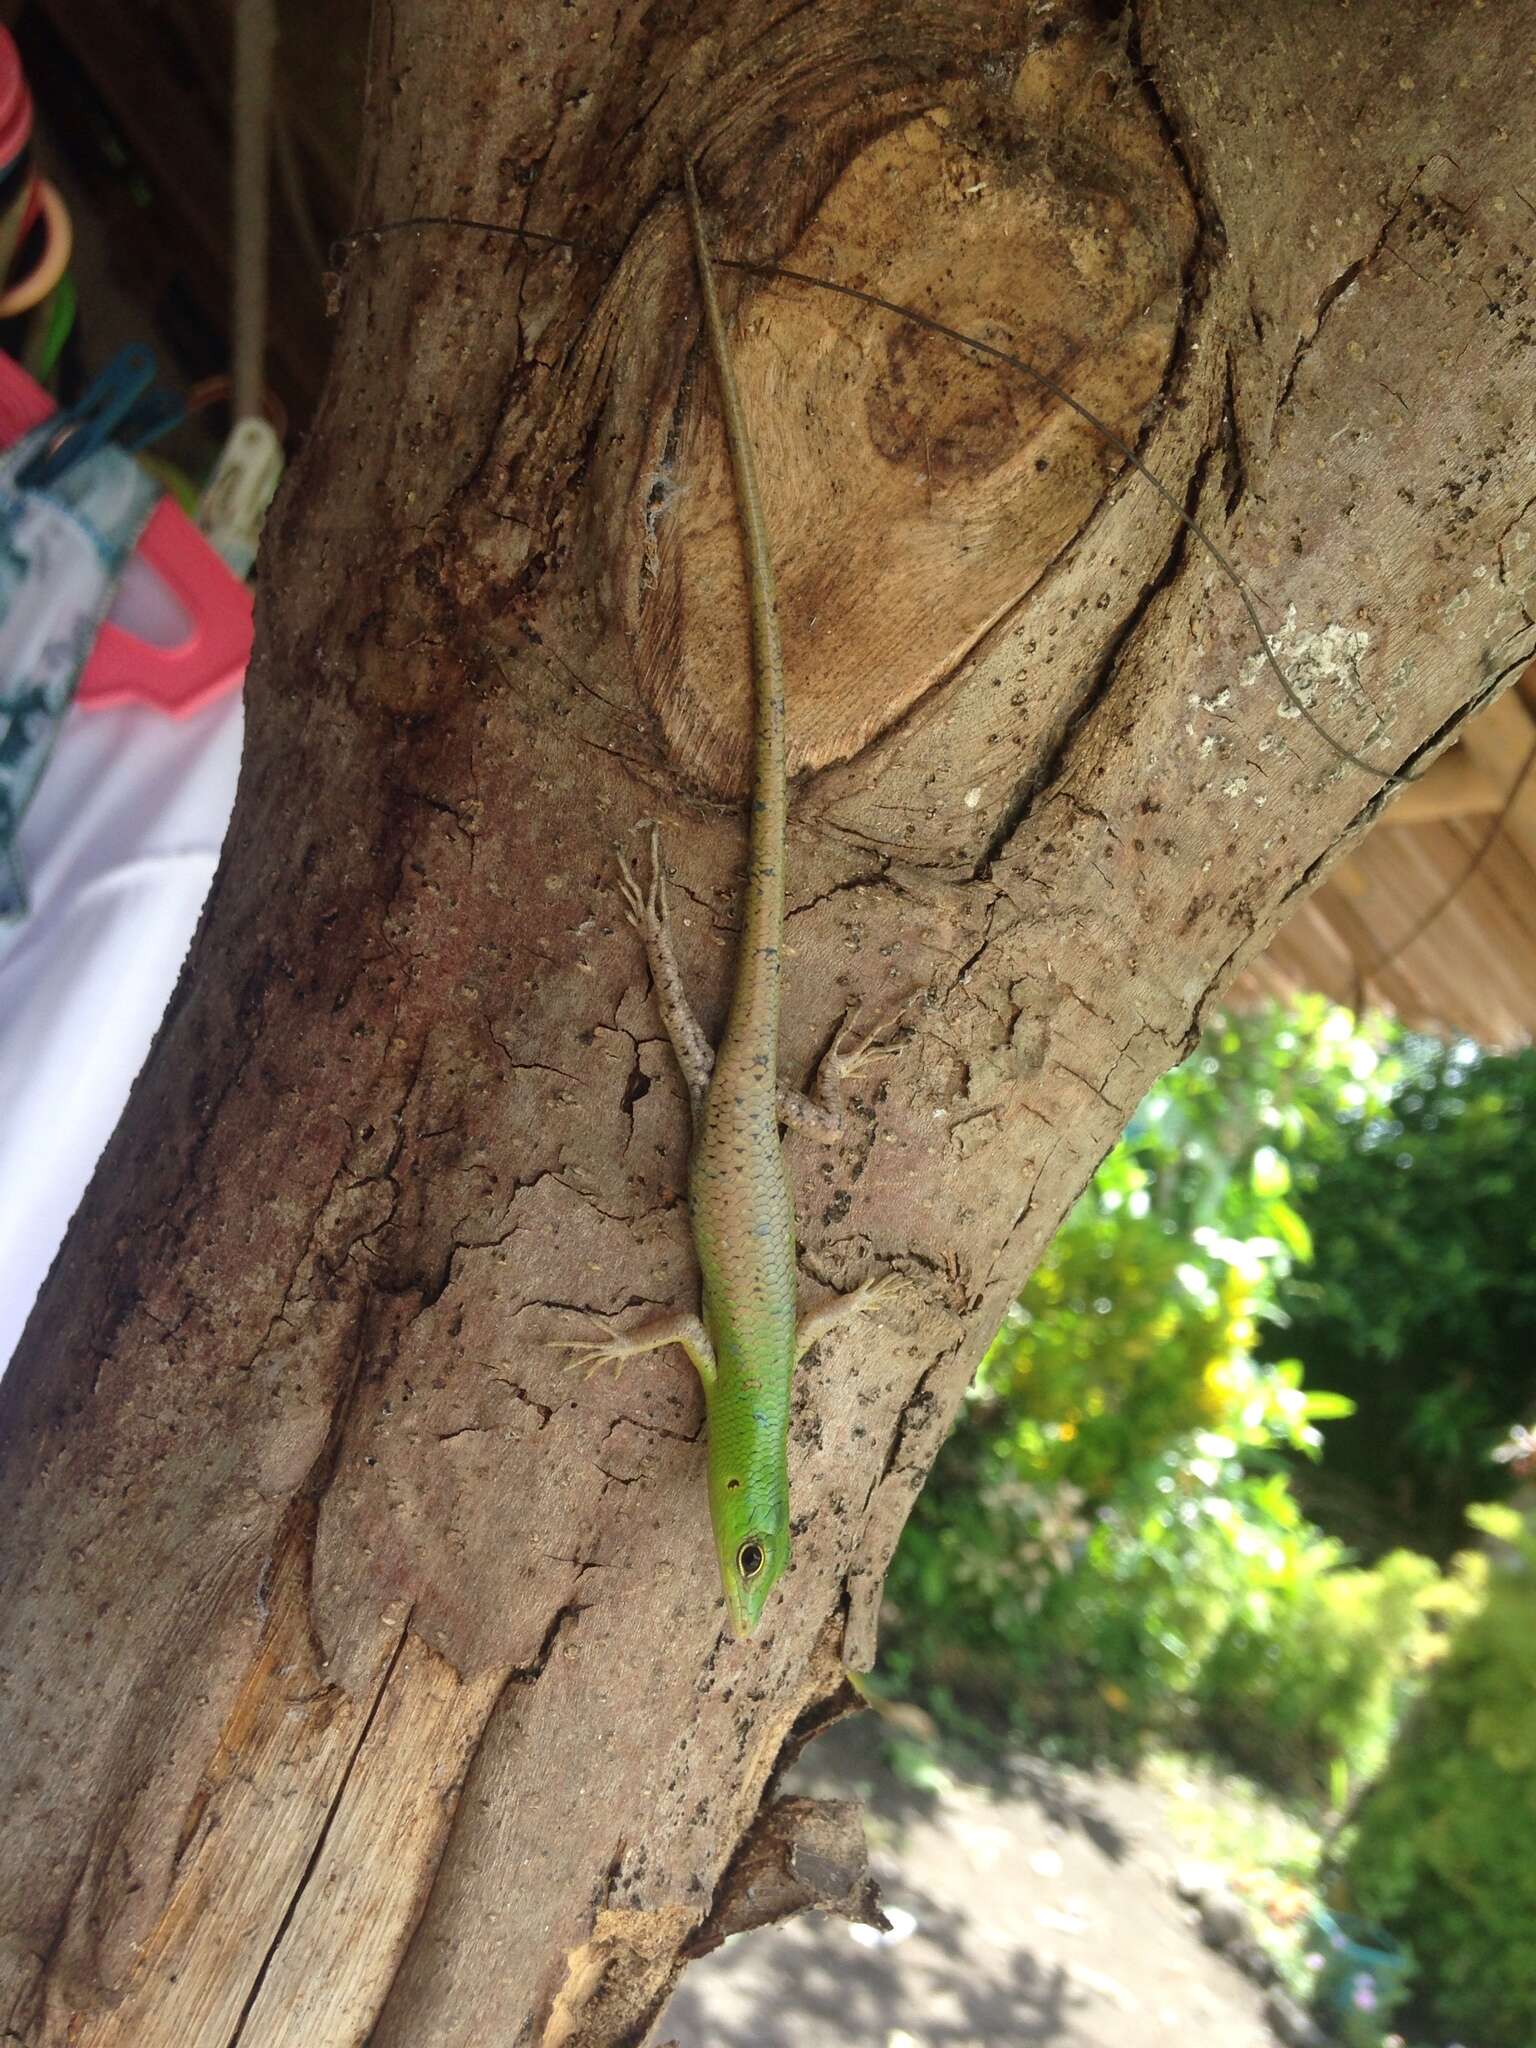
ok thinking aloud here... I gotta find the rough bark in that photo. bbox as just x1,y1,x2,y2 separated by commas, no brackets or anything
2,2,1533,2043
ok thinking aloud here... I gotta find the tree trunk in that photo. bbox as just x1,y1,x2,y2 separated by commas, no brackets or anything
2,2,1532,2042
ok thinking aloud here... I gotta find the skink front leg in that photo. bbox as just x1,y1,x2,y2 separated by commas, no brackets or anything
552,1308,717,1393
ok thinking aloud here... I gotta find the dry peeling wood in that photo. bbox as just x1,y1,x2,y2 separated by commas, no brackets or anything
680,1794,887,1959
1,2,1533,2043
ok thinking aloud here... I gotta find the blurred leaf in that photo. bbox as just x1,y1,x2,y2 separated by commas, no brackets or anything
1301,1392,1358,1421
1252,1145,1291,1196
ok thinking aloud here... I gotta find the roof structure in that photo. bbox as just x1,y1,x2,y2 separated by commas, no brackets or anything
1242,662,1536,1047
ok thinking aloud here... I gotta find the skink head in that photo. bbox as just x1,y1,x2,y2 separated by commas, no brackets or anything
709,1446,791,1638
719,1520,791,1638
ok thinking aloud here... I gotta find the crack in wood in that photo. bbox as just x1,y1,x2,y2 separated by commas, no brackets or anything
225,1612,415,2047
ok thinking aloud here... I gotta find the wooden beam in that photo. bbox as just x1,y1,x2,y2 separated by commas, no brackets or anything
1386,745,1501,824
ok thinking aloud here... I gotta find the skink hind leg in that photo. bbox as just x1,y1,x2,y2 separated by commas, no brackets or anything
616,838,910,1148
779,1002,906,1145
616,823,713,1112
551,1308,717,1392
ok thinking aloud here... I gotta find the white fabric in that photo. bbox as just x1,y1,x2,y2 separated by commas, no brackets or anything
0,691,243,1370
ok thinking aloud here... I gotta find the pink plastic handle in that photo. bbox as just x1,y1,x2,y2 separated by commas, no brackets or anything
0,351,251,716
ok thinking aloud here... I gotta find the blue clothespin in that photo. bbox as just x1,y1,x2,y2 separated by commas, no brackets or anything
16,345,183,490
118,383,184,453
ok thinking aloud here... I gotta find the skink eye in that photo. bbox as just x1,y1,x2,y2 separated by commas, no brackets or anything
737,1539,765,1580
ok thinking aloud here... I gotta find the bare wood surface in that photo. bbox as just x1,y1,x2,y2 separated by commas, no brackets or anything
1,4,1533,2045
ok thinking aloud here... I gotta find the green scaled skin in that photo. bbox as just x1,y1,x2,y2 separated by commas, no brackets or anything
684,155,798,1637
555,167,891,1639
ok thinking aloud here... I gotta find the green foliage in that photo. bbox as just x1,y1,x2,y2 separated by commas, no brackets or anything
884,1411,1443,1800
880,1001,1465,1801
970,998,1385,1512
1126,998,1397,1245
1342,1506,1536,2048
1194,1545,1440,1798
882,996,1536,2039
1264,1034,1536,1555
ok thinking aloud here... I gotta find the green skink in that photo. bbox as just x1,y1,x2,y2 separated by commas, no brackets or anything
558,165,890,1637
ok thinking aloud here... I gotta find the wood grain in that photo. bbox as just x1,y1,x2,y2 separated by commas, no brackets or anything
0,3,1532,2044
